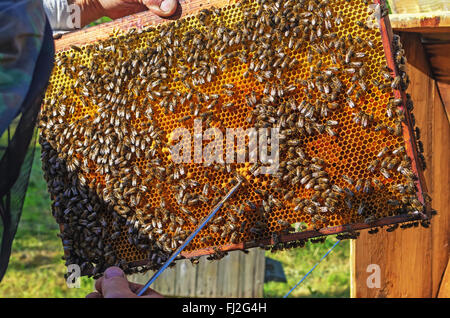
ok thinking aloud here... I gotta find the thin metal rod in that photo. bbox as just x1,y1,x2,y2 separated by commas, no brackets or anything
136,179,242,296
283,239,341,298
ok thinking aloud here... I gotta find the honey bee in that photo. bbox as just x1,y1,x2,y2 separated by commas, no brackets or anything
386,224,399,232
355,178,364,192
344,187,354,198
387,157,400,170
311,214,327,224
363,179,372,194
188,215,198,225
356,20,368,29
380,168,391,179
345,67,358,75
357,201,366,215
400,167,414,178
200,235,213,243
368,226,379,234
367,159,379,173
181,207,192,215
346,97,355,108
277,219,290,227
391,76,401,89
70,44,83,52
250,227,263,235
386,125,395,135
331,184,344,194
392,146,405,155
377,147,389,158
230,232,239,243
209,224,219,233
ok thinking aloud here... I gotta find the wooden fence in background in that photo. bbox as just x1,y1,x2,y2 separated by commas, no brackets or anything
128,248,265,297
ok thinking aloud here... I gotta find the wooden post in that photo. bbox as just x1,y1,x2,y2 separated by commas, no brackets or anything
438,260,450,298
128,248,265,297
351,32,450,298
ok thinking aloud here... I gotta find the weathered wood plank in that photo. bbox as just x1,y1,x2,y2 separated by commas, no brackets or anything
155,264,177,295
175,259,198,296
389,0,450,14
241,250,257,297
436,82,450,123
193,258,206,297
351,32,450,298
228,252,242,297
437,260,450,298
215,252,240,297
402,31,449,298
202,258,219,297
423,43,450,84
241,249,266,297
430,81,450,297
128,250,265,297
54,0,240,52
390,14,450,33
253,249,265,298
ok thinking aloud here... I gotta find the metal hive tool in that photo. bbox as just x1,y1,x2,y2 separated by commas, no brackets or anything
39,0,432,278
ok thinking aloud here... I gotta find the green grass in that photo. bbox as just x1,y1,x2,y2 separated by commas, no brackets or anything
88,17,113,27
0,146,350,298
264,238,350,298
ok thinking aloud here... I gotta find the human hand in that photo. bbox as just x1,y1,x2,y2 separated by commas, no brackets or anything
96,0,178,19
86,266,163,298
77,0,178,27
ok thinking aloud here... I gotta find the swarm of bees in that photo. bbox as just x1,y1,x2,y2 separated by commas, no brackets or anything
39,0,430,277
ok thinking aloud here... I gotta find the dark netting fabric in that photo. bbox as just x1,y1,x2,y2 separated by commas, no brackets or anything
0,1,54,282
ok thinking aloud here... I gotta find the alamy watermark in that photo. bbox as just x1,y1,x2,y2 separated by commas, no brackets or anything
64,3,81,30
66,264,81,288
366,264,381,288
169,119,280,175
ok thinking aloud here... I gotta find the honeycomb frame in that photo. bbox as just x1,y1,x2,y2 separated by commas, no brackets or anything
39,0,431,276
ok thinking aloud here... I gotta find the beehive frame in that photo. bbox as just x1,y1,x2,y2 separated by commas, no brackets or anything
39,0,431,276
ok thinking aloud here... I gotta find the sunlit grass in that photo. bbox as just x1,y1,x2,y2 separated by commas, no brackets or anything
1,250,94,298
263,237,350,298
88,17,113,27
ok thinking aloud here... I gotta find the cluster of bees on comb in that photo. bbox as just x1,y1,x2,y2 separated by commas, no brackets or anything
39,0,431,277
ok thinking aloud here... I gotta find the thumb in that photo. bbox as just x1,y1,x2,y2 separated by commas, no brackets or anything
143,0,178,17
101,267,136,298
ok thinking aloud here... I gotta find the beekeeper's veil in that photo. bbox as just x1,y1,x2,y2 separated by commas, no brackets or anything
0,0,54,282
